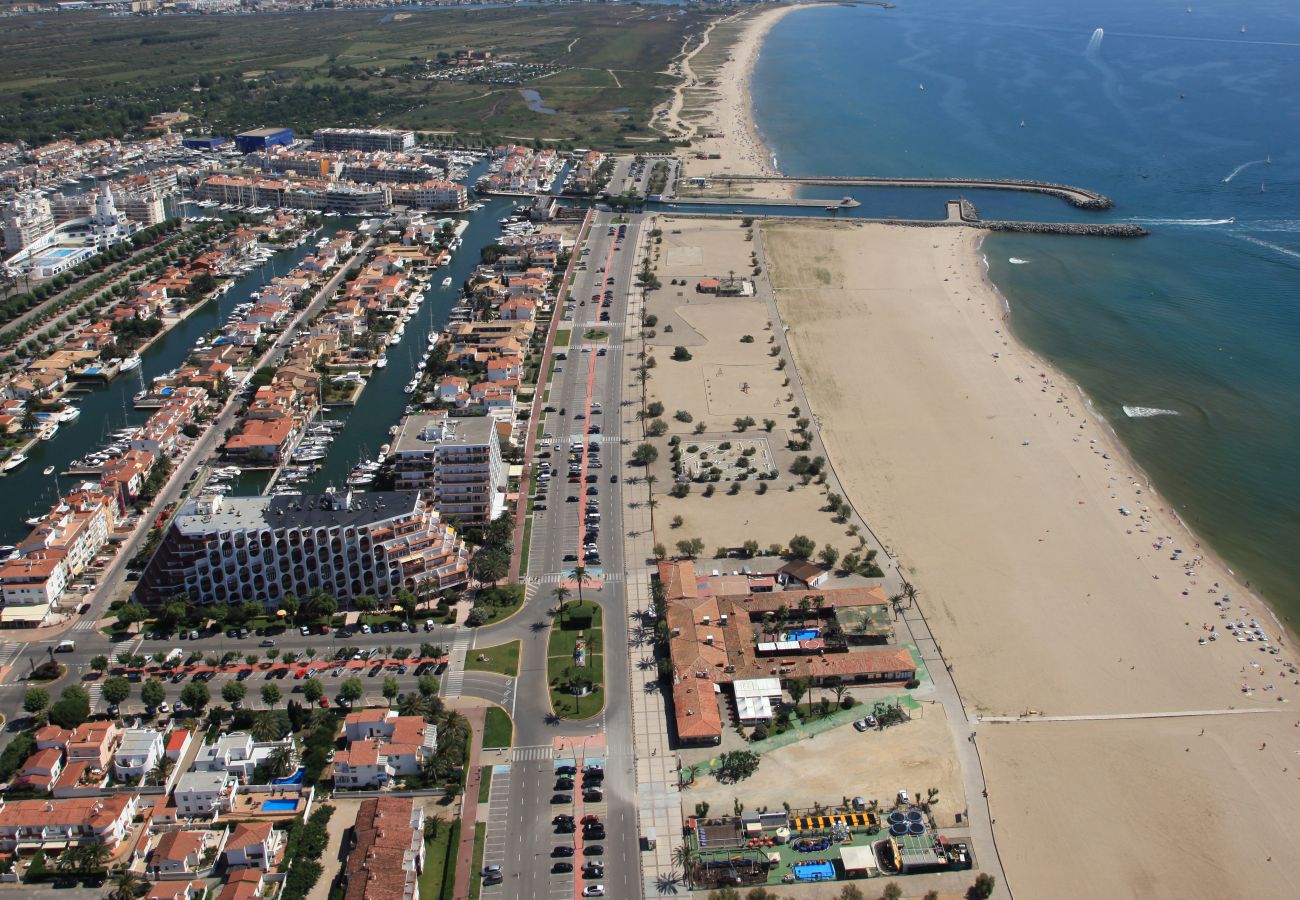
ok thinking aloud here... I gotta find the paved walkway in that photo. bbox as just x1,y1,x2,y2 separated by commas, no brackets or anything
451,704,486,900
306,798,361,900
618,234,688,897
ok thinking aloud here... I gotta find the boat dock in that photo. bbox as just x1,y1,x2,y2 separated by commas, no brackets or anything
705,174,1115,210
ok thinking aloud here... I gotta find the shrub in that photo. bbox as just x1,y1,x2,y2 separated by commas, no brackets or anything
905,678,921,690
671,346,692,361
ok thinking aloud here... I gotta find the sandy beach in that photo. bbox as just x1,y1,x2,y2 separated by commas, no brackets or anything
761,219,1300,899
671,4,811,193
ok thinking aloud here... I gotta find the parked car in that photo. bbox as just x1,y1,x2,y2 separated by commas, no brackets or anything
582,886,605,897
552,846,574,857
552,862,573,874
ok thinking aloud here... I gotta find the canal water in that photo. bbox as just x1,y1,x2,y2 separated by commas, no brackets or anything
294,193,521,494
0,212,351,544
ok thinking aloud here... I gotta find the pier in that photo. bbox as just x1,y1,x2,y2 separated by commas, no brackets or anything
705,174,1115,210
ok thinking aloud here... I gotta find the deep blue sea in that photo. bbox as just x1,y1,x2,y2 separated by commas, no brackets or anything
751,0,1300,621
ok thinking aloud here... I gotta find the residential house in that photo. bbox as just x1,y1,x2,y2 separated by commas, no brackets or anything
222,821,284,871
0,793,138,853
341,797,424,900
114,728,164,782
174,770,235,818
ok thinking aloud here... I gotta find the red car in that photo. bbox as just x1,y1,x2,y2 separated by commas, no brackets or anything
319,697,330,708
580,814,601,825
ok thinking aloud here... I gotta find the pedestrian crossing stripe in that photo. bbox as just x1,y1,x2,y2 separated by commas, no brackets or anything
534,571,622,584
441,633,470,699
510,745,556,761
0,643,22,666
70,617,97,632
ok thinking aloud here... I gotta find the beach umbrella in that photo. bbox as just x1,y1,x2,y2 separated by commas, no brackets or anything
276,609,287,617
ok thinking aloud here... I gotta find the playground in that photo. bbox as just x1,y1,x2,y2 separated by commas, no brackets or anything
679,436,777,481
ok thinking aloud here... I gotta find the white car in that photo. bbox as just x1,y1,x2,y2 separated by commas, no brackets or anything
582,887,605,897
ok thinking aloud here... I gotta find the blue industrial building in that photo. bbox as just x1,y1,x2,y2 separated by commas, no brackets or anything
182,136,227,151
235,127,294,154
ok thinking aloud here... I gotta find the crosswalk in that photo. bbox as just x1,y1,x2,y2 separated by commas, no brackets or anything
440,632,470,698
112,639,141,663
0,642,23,667
533,571,623,584
510,744,557,762
86,682,103,711
70,617,98,633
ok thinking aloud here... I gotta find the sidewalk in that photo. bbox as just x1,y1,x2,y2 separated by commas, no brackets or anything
450,704,486,900
619,233,686,897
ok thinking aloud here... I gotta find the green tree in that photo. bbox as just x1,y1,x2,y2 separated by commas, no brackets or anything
787,677,810,714
341,677,364,704
302,678,324,705
110,868,143,900
631,443,659,466
102,676,131,706
48,685,91,729
470,545,510,584
180,681,210,713
675,537,705,559
788,534,816,559
222,681,247,706
116,602,147,632
417,674,439,698
89,654,110,674
968,874,997,900
261,683,282,708
819,545,840,569
22,687,49,717
383,676,400,703
568,566,595,622
716,749,760,783
141,678,166,710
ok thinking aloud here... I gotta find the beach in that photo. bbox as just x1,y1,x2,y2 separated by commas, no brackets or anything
672,3,808,193
760,219,1300,898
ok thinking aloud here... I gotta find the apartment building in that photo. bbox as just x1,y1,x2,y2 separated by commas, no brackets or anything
135,488,469,607
391,414,506,526
313,128,416,153
0,794,138,853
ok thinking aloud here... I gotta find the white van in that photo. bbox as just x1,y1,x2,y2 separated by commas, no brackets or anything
55,640,76,653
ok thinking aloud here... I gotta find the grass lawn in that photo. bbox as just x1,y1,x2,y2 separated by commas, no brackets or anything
482,707,514,751
555,328,571,347
519,515,534,577
417,821,457,900
546,600,605,720
464,640,520,677
467,822,488,900
477,765,494,803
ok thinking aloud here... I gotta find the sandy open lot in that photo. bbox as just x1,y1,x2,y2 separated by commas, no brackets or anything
685,703,967,829
761,219,1300,899
637,218,857,555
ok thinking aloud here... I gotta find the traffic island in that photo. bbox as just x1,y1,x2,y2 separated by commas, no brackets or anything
464,640,520,678
546,600,605,719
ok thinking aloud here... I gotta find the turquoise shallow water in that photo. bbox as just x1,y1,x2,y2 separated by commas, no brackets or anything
751,0,1300,620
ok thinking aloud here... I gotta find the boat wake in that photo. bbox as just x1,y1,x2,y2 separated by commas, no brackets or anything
1123,406,1179,418
1008,257,1031,265
1222,159,1269,183
1234,233,1300,262
1126,217,1235,227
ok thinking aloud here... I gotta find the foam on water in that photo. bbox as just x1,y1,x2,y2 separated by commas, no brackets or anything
1008,257,1031,264
1234,233,1300,263
1123,406,1180,418
1127,217,1235,226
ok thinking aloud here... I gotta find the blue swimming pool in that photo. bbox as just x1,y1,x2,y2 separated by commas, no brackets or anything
272,767,304,786
787,629,820,641
793,860,835,882
260,799,298,812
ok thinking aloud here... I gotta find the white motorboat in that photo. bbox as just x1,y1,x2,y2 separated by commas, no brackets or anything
375,355,388,369
55,406,81,423
117,356,142,373
2,454,28,473
442,277,453,288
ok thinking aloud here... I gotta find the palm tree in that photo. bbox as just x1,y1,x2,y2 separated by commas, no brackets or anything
398,693,429,718
889,592,905,622
902,580,919,609
250,711,282,743
109,867,142,900
672,842,699,884
266,746,295,780
567,567,594,625
552,585,572,622
147,753,175,787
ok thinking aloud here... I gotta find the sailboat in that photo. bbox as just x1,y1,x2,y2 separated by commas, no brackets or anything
919,83,926,91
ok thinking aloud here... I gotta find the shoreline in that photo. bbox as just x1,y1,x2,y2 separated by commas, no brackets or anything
971,231,1297,654
761,219,1300,898
674,3,825,192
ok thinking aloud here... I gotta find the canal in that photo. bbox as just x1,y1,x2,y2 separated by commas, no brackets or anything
1,213,352,544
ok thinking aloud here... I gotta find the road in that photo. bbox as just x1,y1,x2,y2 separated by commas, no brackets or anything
469,210,643,900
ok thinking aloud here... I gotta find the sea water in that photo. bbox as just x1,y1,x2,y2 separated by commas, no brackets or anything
752,0,1300,619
